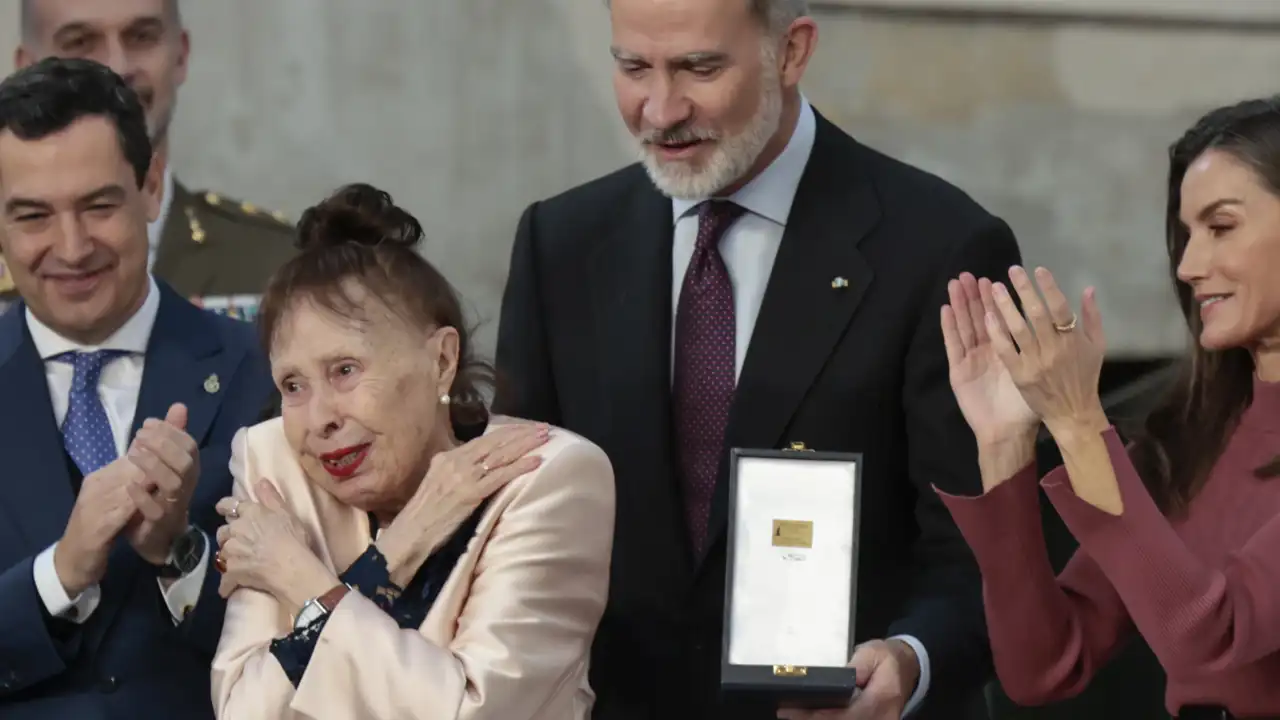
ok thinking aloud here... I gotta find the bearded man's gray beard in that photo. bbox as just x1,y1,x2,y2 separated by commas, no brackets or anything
636,58,785,201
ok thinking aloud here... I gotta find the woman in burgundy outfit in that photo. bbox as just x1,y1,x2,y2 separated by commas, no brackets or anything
935,97,1280,719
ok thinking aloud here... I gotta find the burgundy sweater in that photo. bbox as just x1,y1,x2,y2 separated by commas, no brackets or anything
937,378,1280,716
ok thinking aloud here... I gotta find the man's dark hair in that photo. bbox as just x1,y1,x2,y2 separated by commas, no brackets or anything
0,57,152,187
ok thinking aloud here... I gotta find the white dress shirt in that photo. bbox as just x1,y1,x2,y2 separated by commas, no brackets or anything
670,100,932,715
148,167,175,271
28,276,209,625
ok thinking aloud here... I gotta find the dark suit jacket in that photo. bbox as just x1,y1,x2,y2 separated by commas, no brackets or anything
494,111,1023,720
0,281,275,720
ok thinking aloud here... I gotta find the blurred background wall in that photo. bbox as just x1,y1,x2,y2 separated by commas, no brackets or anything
5,1,1280,363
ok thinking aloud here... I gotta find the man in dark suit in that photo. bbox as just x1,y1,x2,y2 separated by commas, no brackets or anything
494,1,1023,718
1,0,296,314
0,57,273,719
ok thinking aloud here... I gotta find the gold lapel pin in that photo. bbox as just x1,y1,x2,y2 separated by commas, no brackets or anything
204,374,220,394
831,276,850,289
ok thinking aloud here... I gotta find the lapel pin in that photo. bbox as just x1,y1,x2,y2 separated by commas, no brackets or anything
204,374,220,394
831,276,850,289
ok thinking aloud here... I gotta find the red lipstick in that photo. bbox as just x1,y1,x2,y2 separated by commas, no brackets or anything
319,444,371,479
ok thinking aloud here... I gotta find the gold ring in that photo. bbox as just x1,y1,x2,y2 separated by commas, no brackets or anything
229,500,240,519
1053,315,1078,333
481,462,491,474
214,552,228,574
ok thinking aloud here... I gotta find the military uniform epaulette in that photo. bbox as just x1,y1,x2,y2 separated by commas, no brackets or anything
153,182,298,299
191,190,293,233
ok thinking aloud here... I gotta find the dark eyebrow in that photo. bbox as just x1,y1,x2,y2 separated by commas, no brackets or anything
3,197,52,217
79,185,127,206
677,51,728,65
610,46,640,62
1196,198,1244,223
3,184,126,217
125,17,165,33
609,48,729,67
50,22,98,44
51,15,163,43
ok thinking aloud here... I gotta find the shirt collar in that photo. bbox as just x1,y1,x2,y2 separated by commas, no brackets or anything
672,98,817,226
26,275,161,360
148,166,175,253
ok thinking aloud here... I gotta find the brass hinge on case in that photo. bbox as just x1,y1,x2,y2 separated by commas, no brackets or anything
785,442,814,452
773,665,808,677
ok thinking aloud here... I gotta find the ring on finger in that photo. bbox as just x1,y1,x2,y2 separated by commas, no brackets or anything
1053,314,1078,333
214,552,228,574
229,499,241,520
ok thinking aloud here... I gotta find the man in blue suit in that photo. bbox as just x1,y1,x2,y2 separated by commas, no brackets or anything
0,58,275,718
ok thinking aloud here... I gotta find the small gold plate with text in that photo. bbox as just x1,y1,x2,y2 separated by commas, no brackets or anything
772,519,814,548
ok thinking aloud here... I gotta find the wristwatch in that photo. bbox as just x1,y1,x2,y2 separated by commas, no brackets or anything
157,526,207,579
293,584,352,631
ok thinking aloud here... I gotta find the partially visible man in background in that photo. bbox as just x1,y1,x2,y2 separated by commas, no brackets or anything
1,0,296,314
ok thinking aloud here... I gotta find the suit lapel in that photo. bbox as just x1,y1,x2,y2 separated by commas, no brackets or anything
588,174,696,573
703,115,880,553
151,180,216,299
0,308,75,552
132,282,235,445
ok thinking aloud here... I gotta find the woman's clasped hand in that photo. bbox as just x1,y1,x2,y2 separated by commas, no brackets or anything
212,480,330,609
375,422,550,587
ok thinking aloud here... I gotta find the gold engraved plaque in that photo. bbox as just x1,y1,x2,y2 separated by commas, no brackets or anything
771,519,814,548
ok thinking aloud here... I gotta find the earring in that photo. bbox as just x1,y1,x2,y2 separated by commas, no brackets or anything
439,393,451,405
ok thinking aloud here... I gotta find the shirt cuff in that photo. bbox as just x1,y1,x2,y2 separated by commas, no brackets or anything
156,530,211,624
889,634,930,717
33,542,101,624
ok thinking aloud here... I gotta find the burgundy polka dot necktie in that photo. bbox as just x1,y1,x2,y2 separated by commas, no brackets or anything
673,199,745,556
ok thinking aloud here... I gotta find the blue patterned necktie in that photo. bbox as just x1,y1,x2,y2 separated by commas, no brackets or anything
57,350,126,477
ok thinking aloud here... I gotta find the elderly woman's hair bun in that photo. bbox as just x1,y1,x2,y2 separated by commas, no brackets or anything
296,182,423,252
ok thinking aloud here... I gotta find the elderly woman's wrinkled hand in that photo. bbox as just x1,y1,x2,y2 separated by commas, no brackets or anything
214,479,338,612
377,423,551,587
985,265,1109,436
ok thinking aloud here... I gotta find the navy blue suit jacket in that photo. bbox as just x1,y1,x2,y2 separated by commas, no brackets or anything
0,282,275,720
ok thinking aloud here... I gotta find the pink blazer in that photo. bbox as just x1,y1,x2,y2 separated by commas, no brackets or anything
209,418,615,719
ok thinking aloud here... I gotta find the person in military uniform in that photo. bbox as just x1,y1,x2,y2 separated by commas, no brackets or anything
0,254,13,314
3,0,296,318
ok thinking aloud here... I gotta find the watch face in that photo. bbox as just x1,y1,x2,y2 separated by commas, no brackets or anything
172,528,206,574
